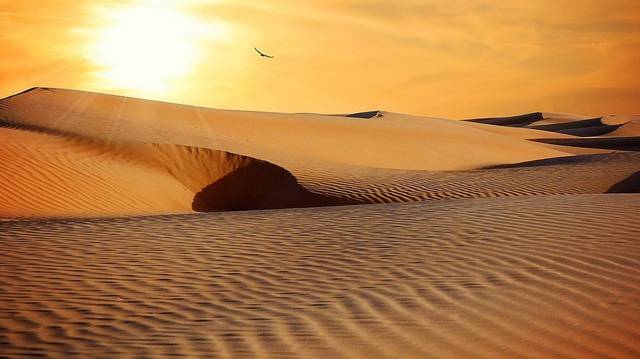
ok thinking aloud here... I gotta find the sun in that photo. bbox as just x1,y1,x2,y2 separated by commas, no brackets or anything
89,1,225,95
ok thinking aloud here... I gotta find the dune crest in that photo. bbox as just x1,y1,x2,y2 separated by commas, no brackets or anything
0,87,571,171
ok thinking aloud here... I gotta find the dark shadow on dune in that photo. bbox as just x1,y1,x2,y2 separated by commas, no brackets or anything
555,124,622,137
528,117,603,131
484,152,640,169
607,172,640,193
192,160,361,212
345,111,382,119
526,118,623,137
465,112,543,127
321,110,382,119
531,137,640,151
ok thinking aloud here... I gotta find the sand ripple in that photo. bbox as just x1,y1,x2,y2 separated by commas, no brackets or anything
1,195,639,358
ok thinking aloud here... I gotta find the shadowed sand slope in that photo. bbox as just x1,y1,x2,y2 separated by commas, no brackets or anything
0,126,349,217
531,137,640,152
465,112,544,126
1,195,639,358
464,112,640,151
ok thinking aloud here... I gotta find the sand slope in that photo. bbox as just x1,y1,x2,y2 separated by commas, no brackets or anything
0,127,193,216
1,122,638,217
1,195,639,358
289,152,640,204
0,125,351,217
0,88,570,171
1,87,639,358
2,88,639,217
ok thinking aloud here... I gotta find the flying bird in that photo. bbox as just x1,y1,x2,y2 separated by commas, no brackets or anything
255,48,274,59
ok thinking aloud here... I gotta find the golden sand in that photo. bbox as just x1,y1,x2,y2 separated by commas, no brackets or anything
1,88,638,358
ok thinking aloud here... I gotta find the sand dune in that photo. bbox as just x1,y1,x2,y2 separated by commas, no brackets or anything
0,125,351,217
288,152,640,204
605,120,640,137
0,88,637,218
464,111,640,153
1,119,637,217
528,118,622,137
2,195,639,358
0,126,192,217
1,87,639,358
0,88,571,171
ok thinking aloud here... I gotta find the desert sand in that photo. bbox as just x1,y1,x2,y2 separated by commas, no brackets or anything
1,88,639,358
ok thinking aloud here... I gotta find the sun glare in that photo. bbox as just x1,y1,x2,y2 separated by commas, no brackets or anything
90,1,225,95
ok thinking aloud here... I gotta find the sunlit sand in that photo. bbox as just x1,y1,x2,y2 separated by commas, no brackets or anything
1,87,639,358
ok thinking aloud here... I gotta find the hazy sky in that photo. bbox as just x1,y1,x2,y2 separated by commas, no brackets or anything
1,0,639,118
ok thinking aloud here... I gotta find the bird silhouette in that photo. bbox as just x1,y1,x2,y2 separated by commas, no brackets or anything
255,48,274,59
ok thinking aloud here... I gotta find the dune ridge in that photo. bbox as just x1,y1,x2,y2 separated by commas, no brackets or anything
0,87,572,171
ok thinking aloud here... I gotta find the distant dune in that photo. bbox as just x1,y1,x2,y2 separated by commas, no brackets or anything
1,88,639,358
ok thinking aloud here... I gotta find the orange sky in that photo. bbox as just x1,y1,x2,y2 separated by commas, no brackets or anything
1,0,639,118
